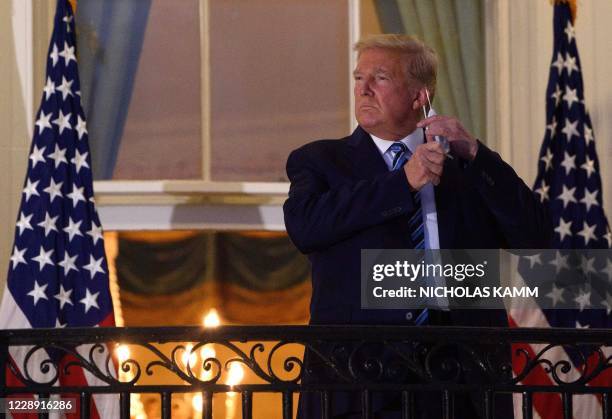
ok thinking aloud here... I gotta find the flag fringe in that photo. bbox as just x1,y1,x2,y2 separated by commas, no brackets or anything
551,0,577,24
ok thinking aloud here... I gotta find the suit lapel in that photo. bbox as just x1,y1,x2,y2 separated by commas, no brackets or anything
347,126,389,178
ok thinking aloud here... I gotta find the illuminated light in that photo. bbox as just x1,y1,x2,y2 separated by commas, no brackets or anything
199,346,216,380
200,345,216,361
192,393,203,412
116,345,130,362
130,393,146,419
203,308,221,327
181,343,197,368
226,362,245,387
224,363,244,419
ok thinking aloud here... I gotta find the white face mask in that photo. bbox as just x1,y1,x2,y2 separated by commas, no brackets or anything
421,89,450,155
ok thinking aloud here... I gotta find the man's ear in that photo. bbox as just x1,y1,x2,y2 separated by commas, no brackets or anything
412,87,428,111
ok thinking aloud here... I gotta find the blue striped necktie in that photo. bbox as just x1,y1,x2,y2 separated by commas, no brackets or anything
388,142,428,325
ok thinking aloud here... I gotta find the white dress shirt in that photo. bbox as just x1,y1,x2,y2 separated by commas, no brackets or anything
370,129,441,250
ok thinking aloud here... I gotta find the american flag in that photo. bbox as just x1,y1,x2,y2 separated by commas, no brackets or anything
510,2,612,418
0,0,118,417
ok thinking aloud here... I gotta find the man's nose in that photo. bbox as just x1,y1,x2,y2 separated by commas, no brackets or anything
359,78,373,96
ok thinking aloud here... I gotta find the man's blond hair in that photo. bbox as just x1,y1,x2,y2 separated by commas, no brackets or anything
354,34,438,96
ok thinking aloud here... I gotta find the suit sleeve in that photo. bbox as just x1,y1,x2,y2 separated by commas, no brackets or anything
283,146,416,254
464,141,553,248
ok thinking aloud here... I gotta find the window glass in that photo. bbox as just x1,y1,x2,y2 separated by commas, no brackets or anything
77,0,202,180
78,0,351,182
209,0,350,181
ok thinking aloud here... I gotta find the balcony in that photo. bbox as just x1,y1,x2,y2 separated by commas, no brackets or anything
1,326,610,419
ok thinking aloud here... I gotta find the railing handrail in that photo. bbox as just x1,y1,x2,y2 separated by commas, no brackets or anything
1,325,611,345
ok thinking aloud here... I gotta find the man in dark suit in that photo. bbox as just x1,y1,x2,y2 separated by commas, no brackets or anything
283,34,551,418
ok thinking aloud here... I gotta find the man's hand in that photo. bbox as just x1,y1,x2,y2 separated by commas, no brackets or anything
403,141,446,190
417,115,478,161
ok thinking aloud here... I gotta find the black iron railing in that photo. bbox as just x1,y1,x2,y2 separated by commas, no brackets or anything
0,326,610,418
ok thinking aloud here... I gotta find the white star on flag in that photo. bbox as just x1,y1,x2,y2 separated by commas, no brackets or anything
22,178,40,202
75,115,88,140
580,255,596,276
71,150,90,174
580,156,595,178
58,250,79,275
37,211,59,236
16,212,34,236
562,86,579,109
552,52,564,75
574,289,591,311
524,254,542,268
579,188,599,212
550,86,562,107
27,281,49,306
55,76,74,100
67,185,86,207
561,118,579,142
63,14,73,32
52,110,72,134
80,289,100,313
549,251,570,274
577,221,597,245
83,255,106,280
557,185,577,208
10,246,27,270
29,145,46,168
49,43,59,67
546,284,565,307
43,178,64,203
87,222,104,245
63,216,84,242
35,111,53,134
564,21,576,43
54,285,73,309
563,53,579,76
540,149,554,171
560,152,576,175
47,144,68,168
546,116,558,135
584,125,593,144
602,292,612,315
59,41,76,66
534,181,550,202
32,246,54,271
43,77,56,101
554,218,572,242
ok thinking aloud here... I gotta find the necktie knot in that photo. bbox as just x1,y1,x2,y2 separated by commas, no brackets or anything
389,142,409,170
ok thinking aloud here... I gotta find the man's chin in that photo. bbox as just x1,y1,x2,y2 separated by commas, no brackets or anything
355,116,380,130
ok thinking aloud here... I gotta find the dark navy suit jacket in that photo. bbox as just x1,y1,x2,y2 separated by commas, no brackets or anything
283,126,552,417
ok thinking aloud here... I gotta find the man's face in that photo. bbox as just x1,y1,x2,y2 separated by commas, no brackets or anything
353,48,419,140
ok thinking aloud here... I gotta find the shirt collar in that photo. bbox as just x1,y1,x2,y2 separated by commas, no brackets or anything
369,127,424,155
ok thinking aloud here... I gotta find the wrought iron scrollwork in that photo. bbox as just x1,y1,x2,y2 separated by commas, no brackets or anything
1,326,610,395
